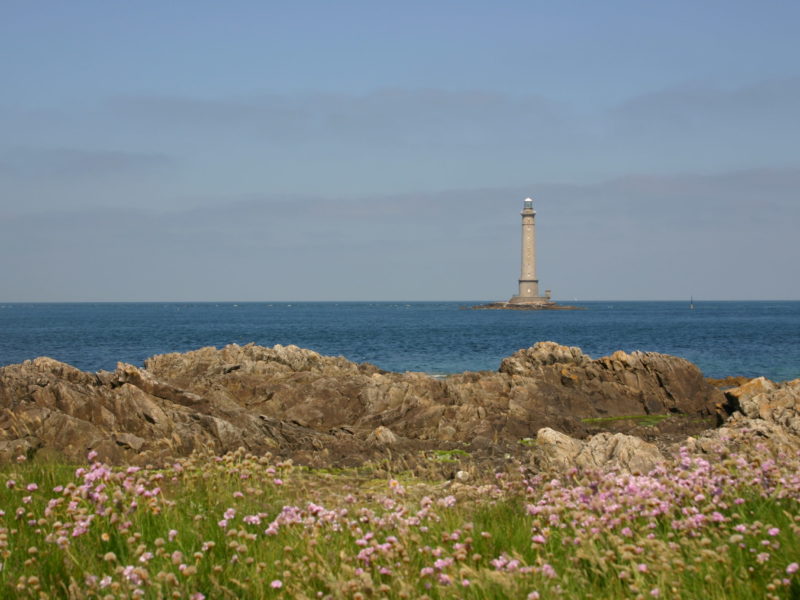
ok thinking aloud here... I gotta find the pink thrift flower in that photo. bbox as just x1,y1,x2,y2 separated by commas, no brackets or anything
270,580,283,589
168,529,178,541
768,527,780,536
541,564,556,578
651,588,660,597
637,563,648,573
26,483,38,492
787,563,799,574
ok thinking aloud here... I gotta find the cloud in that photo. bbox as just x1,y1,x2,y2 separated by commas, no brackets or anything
0,147,175,180
108,89,568,148
1,166,798,301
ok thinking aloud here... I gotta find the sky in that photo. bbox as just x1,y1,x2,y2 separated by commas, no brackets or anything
1,0,798,301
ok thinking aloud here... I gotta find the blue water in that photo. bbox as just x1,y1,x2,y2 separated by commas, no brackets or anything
0,302,798,381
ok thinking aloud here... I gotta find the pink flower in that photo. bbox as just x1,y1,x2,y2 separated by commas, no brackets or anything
768,527,780,536
168,529,178,541
787,563,799,575
270,580,282,589
26,483,38,492
541,564,557,578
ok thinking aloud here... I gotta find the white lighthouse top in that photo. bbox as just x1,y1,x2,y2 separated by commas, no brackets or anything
523,197,534,210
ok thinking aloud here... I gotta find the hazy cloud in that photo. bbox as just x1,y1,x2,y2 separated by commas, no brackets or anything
108,90,568,147
0,147,175,179
1,166,797,301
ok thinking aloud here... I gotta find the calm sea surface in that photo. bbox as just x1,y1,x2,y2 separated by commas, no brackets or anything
0,302,798,381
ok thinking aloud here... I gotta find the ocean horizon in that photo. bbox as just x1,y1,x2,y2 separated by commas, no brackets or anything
1,300,798,381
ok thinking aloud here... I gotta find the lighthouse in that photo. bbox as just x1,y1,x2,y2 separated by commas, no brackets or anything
508,197,551,305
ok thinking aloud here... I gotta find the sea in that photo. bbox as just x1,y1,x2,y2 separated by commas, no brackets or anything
0,301,798,381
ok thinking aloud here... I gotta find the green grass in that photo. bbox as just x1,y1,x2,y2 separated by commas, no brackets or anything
0,444,798,599
581,414,673,427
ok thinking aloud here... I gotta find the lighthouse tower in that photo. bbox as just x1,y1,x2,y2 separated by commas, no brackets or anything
508,198,551,305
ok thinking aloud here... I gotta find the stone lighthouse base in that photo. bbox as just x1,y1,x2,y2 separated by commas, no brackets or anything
468,300,584,311
507,294,552,305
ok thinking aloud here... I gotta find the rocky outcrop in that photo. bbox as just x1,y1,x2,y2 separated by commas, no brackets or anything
500,342,723,417
0,342,727,467
532,427,664,474
684,377,800,455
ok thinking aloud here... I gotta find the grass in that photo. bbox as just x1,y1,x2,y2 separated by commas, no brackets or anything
427,449,470,463
0,443,799,599
581,414,674,427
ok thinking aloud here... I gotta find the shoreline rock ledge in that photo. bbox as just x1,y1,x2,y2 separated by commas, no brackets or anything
0,341,776,471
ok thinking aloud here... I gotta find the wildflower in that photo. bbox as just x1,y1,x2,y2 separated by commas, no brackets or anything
437,495,456,508
528,593,540,600
787,563,799,575
273,478,283,485
168,529,178,541
768,527,780,536
270,580,283,589
16,454,26,463
5,479,15,489
651,588,660,597
103,552,117,562
637,563,648,573
532,534,546,544
87,450,98,462
26,483,38,492
757,552,770,564
541,564,557,578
